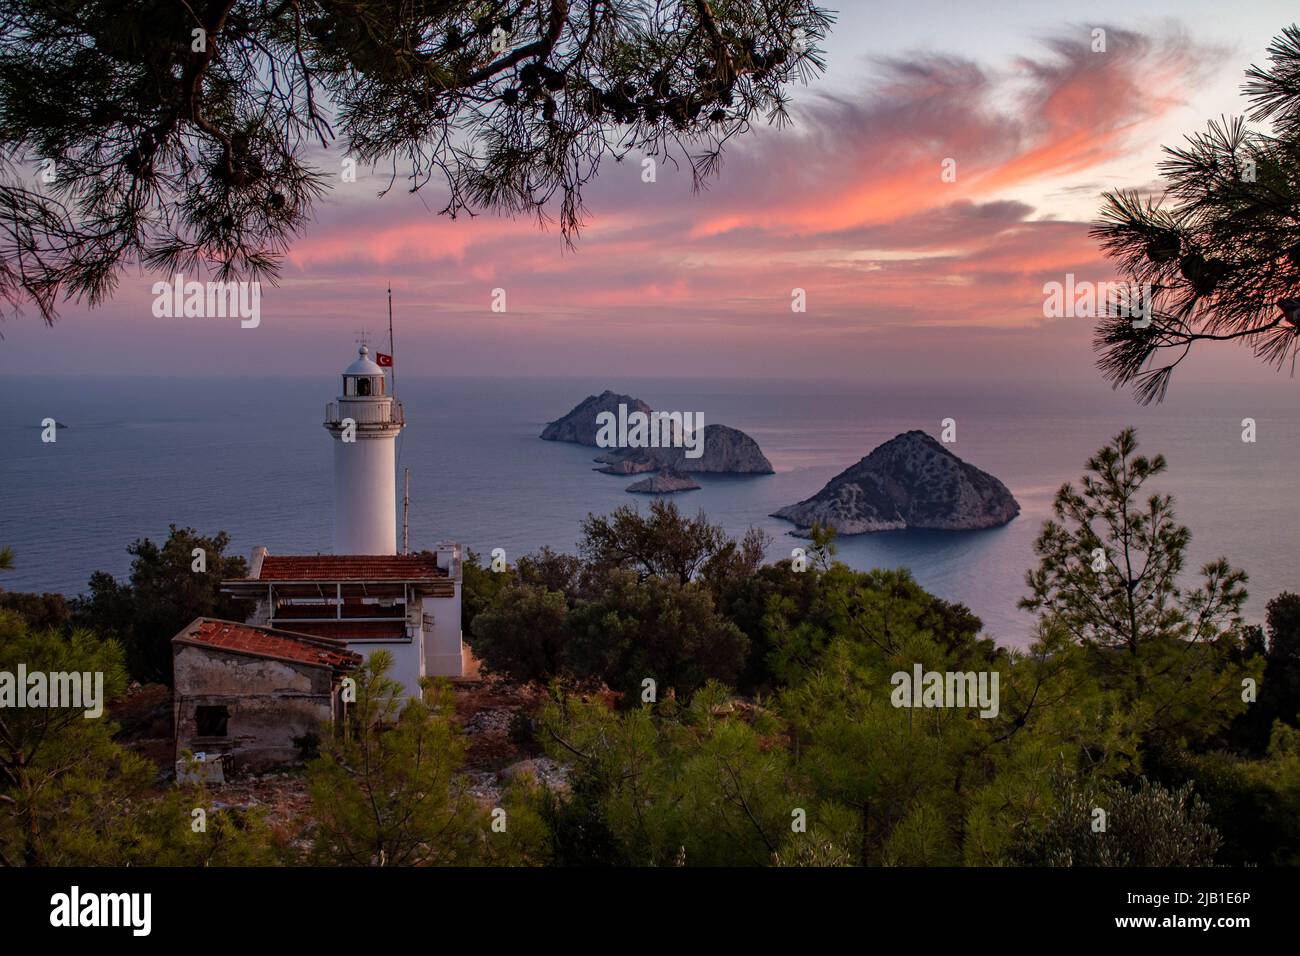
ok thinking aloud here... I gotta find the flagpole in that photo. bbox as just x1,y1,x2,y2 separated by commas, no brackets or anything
387,284,396,397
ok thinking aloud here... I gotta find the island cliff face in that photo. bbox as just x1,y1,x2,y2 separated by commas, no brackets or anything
772,431,1019,535
540,390,652,445
542,393,774,476
594,424,773,474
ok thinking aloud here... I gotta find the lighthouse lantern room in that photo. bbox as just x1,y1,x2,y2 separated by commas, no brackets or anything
324,344,404,555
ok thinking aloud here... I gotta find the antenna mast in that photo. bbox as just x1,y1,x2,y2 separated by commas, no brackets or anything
387,285,397,396
402,467,410,555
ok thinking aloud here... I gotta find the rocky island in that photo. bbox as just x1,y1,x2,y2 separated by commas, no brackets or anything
540,390,652,445
772,430,1019,535
626,469,701,494
593,424,773,474
542,391,774,485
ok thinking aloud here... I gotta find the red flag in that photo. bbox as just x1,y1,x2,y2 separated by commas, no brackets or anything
376,352,394,367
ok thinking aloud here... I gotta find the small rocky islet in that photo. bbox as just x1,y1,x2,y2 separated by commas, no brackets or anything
625,469,701,494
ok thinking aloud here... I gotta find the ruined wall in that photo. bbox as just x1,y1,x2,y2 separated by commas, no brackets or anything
173,645,337,773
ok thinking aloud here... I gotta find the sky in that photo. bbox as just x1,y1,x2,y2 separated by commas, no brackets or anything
2,1,1297,385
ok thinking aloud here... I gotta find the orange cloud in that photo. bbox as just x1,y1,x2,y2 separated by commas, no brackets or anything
251,24,1222,379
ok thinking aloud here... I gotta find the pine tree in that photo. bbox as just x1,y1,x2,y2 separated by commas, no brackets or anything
0,607,277,865
1092,25,1300,403
70,524,251,684
535,682,799,866
1020,429,1255,749
304,651,550,865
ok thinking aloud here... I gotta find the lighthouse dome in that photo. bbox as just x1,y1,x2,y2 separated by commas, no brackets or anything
340,344,388,398
345,344,384,376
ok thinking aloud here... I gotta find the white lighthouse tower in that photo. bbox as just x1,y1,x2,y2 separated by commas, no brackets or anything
324,344,404,554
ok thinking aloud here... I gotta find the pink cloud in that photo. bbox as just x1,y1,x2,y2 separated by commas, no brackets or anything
41,25,1218,382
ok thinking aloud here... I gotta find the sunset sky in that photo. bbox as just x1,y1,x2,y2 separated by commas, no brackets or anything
3,0,1297,385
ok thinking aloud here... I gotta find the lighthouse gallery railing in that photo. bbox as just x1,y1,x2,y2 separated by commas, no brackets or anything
325,401,404,425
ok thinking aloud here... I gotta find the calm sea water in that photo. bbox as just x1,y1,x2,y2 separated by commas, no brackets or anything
1,374,1296,646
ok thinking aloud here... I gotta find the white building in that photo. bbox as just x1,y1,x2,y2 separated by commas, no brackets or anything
222,345,464,693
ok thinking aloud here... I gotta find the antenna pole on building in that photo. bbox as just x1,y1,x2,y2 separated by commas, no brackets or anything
387,285,397,397
402,467,410,555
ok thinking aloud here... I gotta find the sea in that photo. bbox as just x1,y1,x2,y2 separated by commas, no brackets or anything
1,374,1296,648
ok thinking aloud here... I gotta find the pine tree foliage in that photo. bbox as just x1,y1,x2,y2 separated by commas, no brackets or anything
0,0,832,323
306,651,547,865
1012,775,1221,867
1092,25,1300,402
0,609,277,865
1020,429,1255,749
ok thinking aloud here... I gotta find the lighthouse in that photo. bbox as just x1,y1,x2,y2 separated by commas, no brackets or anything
214,343,464,714
324,345,404,554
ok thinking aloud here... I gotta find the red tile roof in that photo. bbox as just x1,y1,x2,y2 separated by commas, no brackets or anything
281,620,408,641
257,554,447,581
173,618,362,670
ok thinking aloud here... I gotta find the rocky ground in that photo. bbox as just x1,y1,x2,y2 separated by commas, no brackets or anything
453,675,563,802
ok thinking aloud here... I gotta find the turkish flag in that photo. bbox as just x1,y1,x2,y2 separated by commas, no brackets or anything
376,352,394,367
